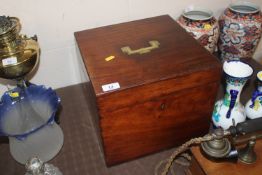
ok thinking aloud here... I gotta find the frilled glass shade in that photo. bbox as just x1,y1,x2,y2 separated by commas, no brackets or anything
0,84,64,164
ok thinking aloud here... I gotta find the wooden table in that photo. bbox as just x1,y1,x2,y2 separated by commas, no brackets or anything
1,58,261,175
0,83,185,175
189,58,262,175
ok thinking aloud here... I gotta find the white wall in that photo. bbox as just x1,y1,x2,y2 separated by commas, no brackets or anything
1,0,262,94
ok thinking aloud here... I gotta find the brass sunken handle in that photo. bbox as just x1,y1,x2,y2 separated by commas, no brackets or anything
121,40,160,55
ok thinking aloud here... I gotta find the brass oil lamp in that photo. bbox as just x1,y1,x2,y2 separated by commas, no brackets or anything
0,16,63,165
0,16,39,81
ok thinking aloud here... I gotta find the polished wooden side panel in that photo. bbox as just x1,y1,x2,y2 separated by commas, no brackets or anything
101,82,219,165
97,69,221,113
82,83,105,157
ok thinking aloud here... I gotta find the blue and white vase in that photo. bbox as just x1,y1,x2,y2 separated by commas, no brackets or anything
212,60,253,129
245,71,262,119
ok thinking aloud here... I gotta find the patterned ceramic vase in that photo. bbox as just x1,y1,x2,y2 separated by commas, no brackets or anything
177,7,219,53
212,60,253,130
218,1,262,60
245,71,262,119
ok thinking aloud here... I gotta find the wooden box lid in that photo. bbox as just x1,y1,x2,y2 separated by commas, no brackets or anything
74,15,221,97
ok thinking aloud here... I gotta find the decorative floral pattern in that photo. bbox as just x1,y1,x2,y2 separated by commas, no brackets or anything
198,34,209,46
222,23,245,44
244,25,260,36
177,15,219,53
224,8,262,22
179,17,217,28
223,45,240,55
212,104,220,122
245,73,262,119
219,7,262,60
242,41,255,51
253,100,261,111
226,75,248,86
222,92,231,106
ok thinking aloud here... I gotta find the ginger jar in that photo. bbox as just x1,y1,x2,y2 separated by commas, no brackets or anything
177,7,219,53
218,1,262,60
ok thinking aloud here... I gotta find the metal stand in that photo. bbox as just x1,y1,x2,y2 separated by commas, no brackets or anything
201,128,232,158
238,138,257,164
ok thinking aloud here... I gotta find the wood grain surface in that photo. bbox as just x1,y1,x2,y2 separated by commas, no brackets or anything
75,15,222,165
74,15,221,97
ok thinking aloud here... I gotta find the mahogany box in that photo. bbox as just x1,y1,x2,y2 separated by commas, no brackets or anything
74,15,221,166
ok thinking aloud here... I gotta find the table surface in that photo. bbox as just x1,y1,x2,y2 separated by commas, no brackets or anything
190,58,262,175
0,83,187,175
1,58,261,175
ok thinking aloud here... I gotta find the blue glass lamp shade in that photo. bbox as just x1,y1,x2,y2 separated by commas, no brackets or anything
0,84,64,164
